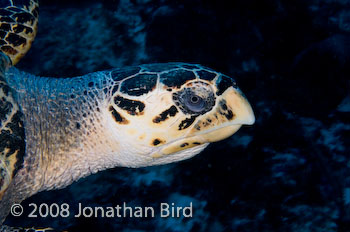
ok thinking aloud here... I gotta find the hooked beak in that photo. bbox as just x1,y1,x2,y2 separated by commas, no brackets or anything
224,87,255,125
196,86,255,142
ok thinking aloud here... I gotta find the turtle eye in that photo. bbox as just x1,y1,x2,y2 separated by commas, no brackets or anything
184,93,205,113
173,84,215,115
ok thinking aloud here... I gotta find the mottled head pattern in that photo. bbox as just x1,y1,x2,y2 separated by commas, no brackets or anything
105,63,255,165
0,0,39,65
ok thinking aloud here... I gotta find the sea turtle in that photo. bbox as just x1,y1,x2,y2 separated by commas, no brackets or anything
0,0,255,230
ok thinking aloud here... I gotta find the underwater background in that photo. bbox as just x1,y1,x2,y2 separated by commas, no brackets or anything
4,0,350,231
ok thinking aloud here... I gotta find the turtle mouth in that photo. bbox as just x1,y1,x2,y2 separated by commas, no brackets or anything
149,123,244,158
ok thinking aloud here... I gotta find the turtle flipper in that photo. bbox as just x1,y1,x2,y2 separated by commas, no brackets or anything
0,0,39,65
0,0,39,202
0,53,26,202
0,0,39,227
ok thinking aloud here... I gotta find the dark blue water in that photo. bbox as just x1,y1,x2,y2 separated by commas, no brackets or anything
5,0,350,231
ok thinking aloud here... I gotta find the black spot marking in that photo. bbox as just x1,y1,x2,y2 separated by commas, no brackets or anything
218,108,235,120
70,94,75,99
0,98,12,120
193,142,201,145
216,75,237,95
160,69,196,88
142,63,180,72
120,73,157,96
219,100,235,120
109,106,129,124
201,120,211,127
111,66,141,82
153,105,178,123
0,30,6,39
88,82,94,87
0,9,12,17
0,23,10,31
0,16,15,23
76,122,81,129
114,95,145,115
5,33,27,47
1,45,18,55
180,143,189,147
153,139,161,146
221,103,228,110
178,116,197,130
197,70,217,81
7,114,25,169
13,12,35,24
225,110,234,120
83,90,88,95
12,24,33,34
5,32,26,47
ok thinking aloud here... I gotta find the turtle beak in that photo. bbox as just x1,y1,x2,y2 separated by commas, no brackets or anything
195,86,255,143
224,87,255,126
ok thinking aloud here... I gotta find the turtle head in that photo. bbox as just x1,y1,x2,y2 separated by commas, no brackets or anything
106,64,254,167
